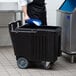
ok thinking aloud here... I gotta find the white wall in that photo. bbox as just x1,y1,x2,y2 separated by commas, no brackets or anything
46,0,64,26
0,0,64,25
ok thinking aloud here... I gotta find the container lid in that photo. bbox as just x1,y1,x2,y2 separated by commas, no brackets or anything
59,0,76,12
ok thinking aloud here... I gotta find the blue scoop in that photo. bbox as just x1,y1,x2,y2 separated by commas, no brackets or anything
25,18,42,26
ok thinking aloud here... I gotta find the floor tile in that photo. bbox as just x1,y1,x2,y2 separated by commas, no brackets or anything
0,47,76,76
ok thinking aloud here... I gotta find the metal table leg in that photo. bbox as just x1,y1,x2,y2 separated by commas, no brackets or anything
14,12,16,21
20,12,23,25
71,55,74,63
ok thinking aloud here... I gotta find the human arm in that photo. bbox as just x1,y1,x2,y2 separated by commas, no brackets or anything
19,0,30,20
22,5,30,20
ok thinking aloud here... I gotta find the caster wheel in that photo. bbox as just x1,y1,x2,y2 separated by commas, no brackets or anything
17,57,29,69
41,61,50,69
44,62,51,69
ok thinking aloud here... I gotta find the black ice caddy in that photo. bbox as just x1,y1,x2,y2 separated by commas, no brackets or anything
9,20,61,69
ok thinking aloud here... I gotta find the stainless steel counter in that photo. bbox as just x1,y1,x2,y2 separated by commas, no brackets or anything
0,10,23,46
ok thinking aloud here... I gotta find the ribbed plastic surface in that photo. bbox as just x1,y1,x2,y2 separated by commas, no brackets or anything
9,21,61,63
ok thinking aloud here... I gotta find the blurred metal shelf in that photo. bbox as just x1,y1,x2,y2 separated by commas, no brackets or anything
0,10,23,46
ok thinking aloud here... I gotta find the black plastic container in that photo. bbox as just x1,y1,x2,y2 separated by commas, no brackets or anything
9,21,61,69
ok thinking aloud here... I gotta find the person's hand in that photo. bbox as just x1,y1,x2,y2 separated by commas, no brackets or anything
24,15,30,20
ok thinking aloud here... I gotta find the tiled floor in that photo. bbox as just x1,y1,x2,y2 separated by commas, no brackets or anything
0,47,76,76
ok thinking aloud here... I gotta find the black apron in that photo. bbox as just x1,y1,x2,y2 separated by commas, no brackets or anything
27,0,47,25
